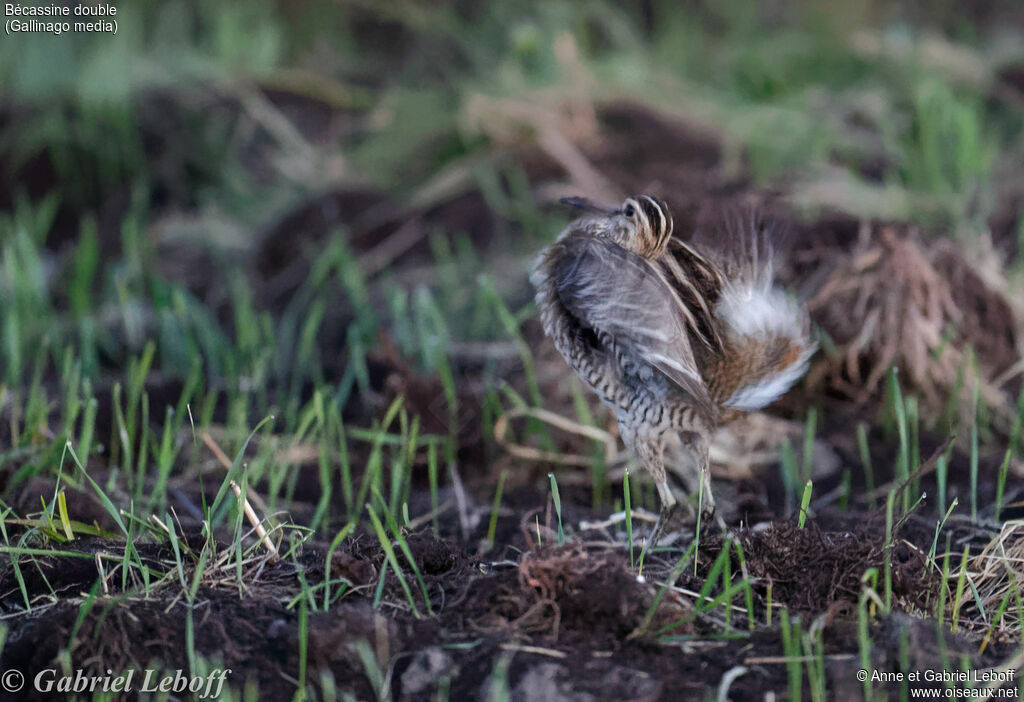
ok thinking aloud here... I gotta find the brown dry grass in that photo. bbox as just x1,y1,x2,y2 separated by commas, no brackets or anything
806,222,1020,430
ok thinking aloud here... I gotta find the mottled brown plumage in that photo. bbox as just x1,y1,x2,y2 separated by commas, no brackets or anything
531,196,815,543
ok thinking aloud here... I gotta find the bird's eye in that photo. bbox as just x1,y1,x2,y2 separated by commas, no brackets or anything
623,204,635,217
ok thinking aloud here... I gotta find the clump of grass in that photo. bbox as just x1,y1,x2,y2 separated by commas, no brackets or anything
647,537,756,641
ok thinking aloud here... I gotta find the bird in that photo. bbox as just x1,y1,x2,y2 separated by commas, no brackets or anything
531,194,815,545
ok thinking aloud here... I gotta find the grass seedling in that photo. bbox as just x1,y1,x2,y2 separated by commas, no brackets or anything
936,452,949,516
979,583,1016,654
970,379,980,520
294,598,309,702
654,537,757,637
779,437,799,516
64,441,128,536
936,537,952,629
951,545,970,633
59,351,82,439
779,609,802,702
798,480,812,528
351,397,403,522
55,490,73,541
887,369,911,513
148,405,178,515
354,638,387,701
1012,567,1023,638
373,560,389,609
427,442,440,532
884,490,895,611
801,407,817,483
928,498,958,575
206,415,275,527
186,608,197,681
399,411,419,513
229,473,251,593
154,512,188,594
1010,384,1024,455
372,491,433,616
695,471,707,567
324,521,357,610
722,538,733,631
0,509,33,611
858,572,885,702
188,536,211,605
366,503,422,618
995,448,1011,522
657,573,757,638
624,470,634,569
898,622,910,701
733,541,756,631
133,393,151,502
637,538,699,634
65,580,102,654
478,278,544,409
838,468,851,511
966,574,987,627
487,652,513,702
803,621,826,702
486,469,507,550
310,390,335,533
569,378,607,508
76,395,97,473
548,473,564,545
907,396,921,499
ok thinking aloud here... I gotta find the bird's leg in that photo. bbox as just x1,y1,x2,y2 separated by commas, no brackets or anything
633,436,678,549
621,424,683,547
692,435,716,526
665,430,721,528
648,479,678,548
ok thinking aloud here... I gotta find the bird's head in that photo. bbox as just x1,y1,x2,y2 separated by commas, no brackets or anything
562,195,674,259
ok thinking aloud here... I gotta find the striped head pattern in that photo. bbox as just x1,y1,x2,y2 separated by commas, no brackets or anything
562,194,674,259
618,195,673,258
618,198,675,258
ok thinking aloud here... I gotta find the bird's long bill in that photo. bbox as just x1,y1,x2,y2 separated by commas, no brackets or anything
560,196,614,215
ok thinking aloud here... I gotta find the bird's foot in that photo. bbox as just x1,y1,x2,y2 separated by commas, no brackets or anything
696,501,725,533
646,500,679,550
696,465,724,531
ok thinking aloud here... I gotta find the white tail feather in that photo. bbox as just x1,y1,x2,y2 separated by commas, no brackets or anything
718,281,815,411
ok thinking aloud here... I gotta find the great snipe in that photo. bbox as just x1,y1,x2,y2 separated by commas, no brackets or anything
531,195,815,544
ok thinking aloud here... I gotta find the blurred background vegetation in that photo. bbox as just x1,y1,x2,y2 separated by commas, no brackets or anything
1,0,1023,496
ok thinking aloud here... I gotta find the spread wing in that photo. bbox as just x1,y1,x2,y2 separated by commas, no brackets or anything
551,234,715,421
661,238,726,350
